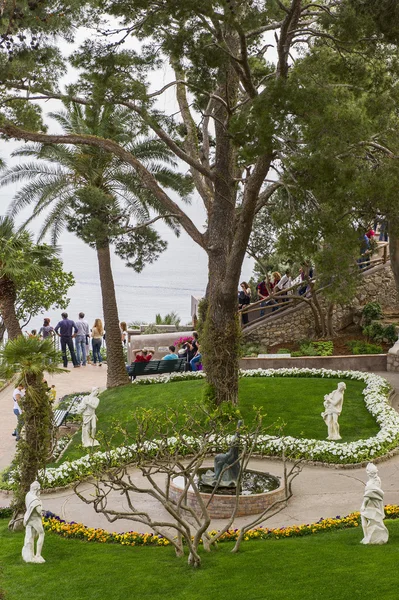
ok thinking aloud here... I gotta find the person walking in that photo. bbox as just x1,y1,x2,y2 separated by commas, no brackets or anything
75,312,90,366
12,383,24,440
91,318,104,366
120,321,127,346
54,312,79,368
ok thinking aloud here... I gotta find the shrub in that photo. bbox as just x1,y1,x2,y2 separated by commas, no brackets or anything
293,341,334,357
347,341,383,355
362,302,383,326
276,348,291,354
363,322,397,344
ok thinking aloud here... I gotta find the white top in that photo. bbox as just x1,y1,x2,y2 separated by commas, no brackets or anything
13,388,25,413
277,274,292,290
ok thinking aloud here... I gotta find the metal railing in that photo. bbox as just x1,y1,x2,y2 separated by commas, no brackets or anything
240,242,390,329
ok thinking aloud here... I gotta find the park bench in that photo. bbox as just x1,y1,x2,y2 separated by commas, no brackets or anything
127,358,186,381
53,396,79,428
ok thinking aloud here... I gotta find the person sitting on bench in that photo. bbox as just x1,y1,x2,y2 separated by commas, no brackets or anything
134,349,153,363
162,345,178,360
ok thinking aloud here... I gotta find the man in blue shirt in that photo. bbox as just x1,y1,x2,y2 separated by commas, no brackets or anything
162,345,179,360
54,312,79,368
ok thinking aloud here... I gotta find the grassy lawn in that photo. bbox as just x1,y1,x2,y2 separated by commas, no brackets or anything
1,518,399,600
58,377,376,463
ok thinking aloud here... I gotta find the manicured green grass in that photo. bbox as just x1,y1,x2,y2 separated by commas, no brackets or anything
58,377,376,463
1,518,399,599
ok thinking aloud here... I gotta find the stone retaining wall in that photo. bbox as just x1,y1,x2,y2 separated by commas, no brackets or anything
244,262,399,348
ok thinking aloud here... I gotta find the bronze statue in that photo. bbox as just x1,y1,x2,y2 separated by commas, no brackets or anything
201,420,243,489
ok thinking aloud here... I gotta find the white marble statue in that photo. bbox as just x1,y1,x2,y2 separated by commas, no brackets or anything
321,381,346,440
360,463,389,545
22,481,45,563
79,387,100,447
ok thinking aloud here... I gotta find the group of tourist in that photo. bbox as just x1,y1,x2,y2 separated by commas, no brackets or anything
238,265,314,324
30,312,105,369
133,331,202,371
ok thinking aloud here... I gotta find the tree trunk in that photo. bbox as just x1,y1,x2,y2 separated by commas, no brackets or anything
0,276,22,339
389,225,399,292
203,255,240,406
96,243,130,388
10,374,52,530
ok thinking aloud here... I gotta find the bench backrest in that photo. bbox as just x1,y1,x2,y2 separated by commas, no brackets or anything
130,358,186,376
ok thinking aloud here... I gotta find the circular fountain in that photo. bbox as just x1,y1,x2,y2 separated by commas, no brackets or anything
169,420,285,518
169,468,285,518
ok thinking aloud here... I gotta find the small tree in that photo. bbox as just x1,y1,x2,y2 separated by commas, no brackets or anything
74,405,301,568
0,217,72,339
0,336,63,530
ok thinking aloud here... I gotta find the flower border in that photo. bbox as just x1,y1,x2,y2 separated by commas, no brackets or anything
1,505,399,545
2,368,397,491
7,504,398,546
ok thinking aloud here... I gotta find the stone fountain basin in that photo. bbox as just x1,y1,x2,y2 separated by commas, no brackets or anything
169,469,286,518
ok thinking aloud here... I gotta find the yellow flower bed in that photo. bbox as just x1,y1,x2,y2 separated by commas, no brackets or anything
41,505,399,547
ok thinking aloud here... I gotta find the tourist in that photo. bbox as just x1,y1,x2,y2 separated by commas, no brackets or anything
54,312,79,368
85,332,91,364
162,345,179,360
378,219,388,242
39,318,54,339
75,312,90,367
120,322,127,345
134,349,153,363
276,269,291,303
238,281,251,324
48,385,57,404
91,318,104,366
256,276,273,317
12,383,24,441
190,343,202,371
358,232,371,269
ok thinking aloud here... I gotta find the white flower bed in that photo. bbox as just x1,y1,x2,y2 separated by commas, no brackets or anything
35,369,398,489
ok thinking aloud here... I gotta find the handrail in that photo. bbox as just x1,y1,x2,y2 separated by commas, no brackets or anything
240,250,391,329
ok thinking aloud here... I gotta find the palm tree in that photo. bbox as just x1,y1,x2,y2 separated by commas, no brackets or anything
0,102,192,387
0,216,61,339
0,336,64,528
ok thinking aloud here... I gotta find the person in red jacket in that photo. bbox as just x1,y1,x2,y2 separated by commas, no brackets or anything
134,349,153,363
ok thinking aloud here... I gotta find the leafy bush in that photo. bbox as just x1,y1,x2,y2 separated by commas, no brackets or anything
362,302,383,326
347,341,383,355
240,342,267,357
292,341,334,357
142,324,162,335
276,348,291,354
363,322,397,344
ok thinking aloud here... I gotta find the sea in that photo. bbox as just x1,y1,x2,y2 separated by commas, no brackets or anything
22,223,254,333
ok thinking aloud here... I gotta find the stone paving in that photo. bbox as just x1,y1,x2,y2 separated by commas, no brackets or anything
1,369,399,534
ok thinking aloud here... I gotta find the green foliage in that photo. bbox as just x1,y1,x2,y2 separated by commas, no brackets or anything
363,322,397,344
0,335,63,517
362,302,383,326
155,311,181,326
347,340,383,355
292,341,334,357
142,324,161,335
240,342,267,357
277,348,291,355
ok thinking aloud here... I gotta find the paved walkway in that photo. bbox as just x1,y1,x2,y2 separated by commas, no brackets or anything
0,364,107,471
1,369,399,534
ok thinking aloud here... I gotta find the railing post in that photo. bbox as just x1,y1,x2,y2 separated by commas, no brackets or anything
383,243,388,264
